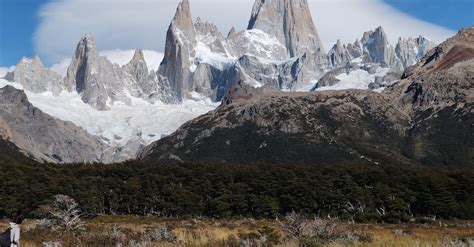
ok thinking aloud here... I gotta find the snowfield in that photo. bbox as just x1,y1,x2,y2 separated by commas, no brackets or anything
0,49,216,151
0,78,218,148
314,67,390,92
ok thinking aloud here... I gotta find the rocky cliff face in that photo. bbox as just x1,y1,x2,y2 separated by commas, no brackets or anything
395,36,436,69
138,87,412,165
65,34,176,110
0,85,114,163
312,26,435,91
383,27,474,165
158,0,196,100
158,0,331,101
4,56,65,95
139,28,474,167
65,34,124,110
327,40,352,68
247,0,325,57
361,27,402,71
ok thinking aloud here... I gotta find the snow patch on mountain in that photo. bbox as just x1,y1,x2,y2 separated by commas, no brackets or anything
193,41,236,71
314,67,390,92
0,78,217,149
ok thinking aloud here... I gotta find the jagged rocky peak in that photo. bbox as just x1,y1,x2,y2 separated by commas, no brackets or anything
65,33,99,93
65,34,145,110
159,0,198,100
400,26,474,78
227,27,237,39
172,0,195,38
125,48,149,83
361,26,402,71
346,39,363,58
5,55,65,96
65,33,115,110
328,39,352,68
130,48,146,63
247,0,325,57
65,33,178,110
395,35,436,68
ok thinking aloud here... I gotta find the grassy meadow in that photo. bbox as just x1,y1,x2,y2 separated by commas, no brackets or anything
1,216,473,246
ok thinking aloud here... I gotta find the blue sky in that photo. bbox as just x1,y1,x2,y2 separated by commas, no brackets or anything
0,0,473,67
0,0,47,66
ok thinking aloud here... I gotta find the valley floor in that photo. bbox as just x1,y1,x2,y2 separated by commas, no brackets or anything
2,216,473,246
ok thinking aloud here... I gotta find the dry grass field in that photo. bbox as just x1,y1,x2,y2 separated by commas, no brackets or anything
1,216,473,246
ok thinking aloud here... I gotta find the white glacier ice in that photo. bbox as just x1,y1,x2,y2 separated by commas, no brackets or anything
0,78,218,149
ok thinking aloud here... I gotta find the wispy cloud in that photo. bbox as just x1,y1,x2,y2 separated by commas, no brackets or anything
34,0,454,65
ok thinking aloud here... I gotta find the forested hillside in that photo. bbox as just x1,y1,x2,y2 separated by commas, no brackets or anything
1,159,472,222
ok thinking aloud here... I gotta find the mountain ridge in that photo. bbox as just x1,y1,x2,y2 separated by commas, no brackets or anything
0,0,469,164
138,27,474,167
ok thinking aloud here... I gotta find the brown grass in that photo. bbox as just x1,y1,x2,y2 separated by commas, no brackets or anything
1,217,473,247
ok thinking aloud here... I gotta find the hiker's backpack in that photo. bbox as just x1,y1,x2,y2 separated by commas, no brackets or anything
0,227,11,247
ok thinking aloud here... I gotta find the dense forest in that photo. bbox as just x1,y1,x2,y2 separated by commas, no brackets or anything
0,154,473,223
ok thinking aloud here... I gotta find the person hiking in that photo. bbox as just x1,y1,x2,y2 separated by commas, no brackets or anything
0,218,21,247
8,221,20,247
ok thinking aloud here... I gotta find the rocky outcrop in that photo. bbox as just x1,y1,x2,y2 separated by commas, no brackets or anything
138,88,412,165
395,36,436,69
386,27,474,112
123,49,177,104
158,0,332,101
244,0,328,89
0,85,114,163
327,40,352,68
247,0,325,57
139,28,474,167
312,27,436,91
382,27,474,165
4,56,65,95
158,0,196,100
65,34,176,110
65,34,125,110
361,26,403,71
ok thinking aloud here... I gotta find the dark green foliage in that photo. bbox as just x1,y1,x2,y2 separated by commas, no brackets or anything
0,158,472,221
0,140,34,163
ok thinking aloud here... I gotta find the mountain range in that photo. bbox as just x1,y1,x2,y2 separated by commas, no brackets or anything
0,0,472,166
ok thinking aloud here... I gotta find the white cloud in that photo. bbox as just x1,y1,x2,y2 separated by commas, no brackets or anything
49,59,71,77
34,0,454,65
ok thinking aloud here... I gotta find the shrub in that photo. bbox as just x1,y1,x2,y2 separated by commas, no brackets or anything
37,194,84,232
142,225,178,243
